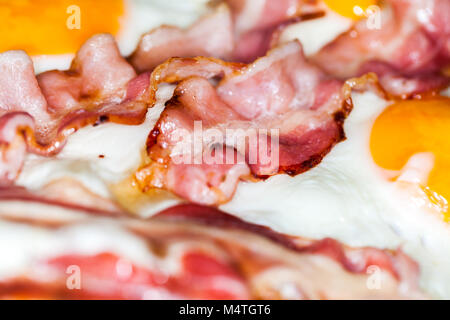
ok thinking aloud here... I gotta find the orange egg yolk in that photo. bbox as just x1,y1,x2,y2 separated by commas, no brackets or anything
370,97,450,219
323,0,379,20
0,0,124,55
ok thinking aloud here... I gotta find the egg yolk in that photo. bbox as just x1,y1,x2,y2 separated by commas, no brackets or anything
0,0,124,55
323,0,379,20
370,97,450,218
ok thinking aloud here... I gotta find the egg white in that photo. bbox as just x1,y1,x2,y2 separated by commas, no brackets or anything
8,1,450,299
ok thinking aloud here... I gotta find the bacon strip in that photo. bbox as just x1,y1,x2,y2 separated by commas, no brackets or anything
130,4,234,73
130,0,321,72
136,41,353,205
0,202,425,299
313,0,450,97
0,34,151,184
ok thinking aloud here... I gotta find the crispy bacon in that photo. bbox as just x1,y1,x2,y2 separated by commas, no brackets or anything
136,41,353,205
0,34,151,184
0,202,425,299
313,0,450,97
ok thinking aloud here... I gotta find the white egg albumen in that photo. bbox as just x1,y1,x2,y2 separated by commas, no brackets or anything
4,1,450,299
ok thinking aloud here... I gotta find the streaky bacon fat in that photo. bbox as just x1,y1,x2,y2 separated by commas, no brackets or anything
130,4,234,73
312,0,450,97
0,201,426,300
136,41,355,205
130,0,321,72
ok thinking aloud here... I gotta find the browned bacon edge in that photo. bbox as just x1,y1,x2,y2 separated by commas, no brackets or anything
276,100,351,178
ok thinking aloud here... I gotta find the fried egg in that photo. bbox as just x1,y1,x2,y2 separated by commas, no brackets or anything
0,0,208,73
9,0,450,299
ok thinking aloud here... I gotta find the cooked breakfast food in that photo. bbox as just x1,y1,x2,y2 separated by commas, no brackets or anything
0,0,448,300
0,202,425,299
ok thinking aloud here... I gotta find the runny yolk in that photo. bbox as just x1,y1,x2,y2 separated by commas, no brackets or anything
0,0,124,55
323,0,379,20
370,97,450,219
